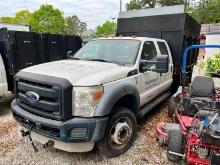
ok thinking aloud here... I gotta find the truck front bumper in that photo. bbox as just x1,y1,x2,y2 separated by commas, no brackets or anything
11,100,109,152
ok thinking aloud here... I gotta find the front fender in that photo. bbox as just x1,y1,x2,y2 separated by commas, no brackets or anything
94,82,140,116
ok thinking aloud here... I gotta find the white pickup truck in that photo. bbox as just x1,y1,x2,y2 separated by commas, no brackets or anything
12,37,173,157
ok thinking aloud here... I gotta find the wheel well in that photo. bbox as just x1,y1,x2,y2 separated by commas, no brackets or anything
114,94,139,116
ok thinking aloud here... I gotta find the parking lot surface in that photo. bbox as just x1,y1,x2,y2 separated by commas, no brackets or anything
0,101,177,165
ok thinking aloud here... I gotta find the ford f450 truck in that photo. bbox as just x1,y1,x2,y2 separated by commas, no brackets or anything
11,5,201,157
12,37,172,157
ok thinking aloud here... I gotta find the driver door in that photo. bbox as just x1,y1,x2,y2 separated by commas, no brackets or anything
139,41,160,106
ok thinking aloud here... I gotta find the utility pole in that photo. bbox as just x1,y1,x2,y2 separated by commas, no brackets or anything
184,0,188,13
120,0,122,13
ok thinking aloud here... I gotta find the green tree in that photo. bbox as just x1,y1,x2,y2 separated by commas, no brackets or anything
126,0,143,10
0,16,16,24
190,0,220,24
95,21,117,37
126,0,184,10
0,10,32,25
30,4,65,34
65,15,87,36
142,0,157,8
159,0,184,6
14,9,32,25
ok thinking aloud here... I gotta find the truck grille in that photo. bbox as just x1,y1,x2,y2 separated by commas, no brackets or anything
16,79,62,120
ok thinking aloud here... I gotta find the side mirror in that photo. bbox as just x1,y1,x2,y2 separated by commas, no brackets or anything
66,51,73,59
155,55,169,73
139,55,169,73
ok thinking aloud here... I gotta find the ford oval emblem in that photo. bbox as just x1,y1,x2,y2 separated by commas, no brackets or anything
26,91,40,102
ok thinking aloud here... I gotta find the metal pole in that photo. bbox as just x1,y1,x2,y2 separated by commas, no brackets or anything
181,45,220,92
120,0,122,13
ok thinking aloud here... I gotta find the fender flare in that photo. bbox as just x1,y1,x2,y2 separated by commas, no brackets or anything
94,81,140,116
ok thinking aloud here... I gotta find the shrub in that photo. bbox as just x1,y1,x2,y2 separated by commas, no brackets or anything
204,53,220,75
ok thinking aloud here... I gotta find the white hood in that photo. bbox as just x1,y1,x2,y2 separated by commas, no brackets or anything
22,60,132,86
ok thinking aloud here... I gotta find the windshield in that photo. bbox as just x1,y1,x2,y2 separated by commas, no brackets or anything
73,39,140,66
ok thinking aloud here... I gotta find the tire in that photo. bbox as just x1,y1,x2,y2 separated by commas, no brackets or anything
157,137,164,147
167,130,183,162
97,107,137,157
168,96,178,117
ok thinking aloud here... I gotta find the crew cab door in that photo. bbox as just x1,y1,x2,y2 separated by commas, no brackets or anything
156,41,173,92
0,54,8,96
138,41,160,106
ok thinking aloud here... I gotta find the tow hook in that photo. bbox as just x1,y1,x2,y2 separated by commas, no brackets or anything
20,128,38,153
21,129,29,137
43,140,54,148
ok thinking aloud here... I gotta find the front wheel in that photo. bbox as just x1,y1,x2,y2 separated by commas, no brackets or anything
97,107,137,157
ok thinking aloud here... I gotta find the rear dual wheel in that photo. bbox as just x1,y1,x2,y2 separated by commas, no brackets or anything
97,107,137,157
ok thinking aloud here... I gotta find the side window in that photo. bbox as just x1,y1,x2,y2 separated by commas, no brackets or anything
141,41,157,61
158,42,169,55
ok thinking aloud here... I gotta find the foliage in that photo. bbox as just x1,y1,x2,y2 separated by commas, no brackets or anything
126,0,143,10
126,0,183,10
30,4,65,34
14,9,32,25
95,21,117,37
65,15,87,36
0,16,16,24
190,0,220,24
159,0,184,6
142,0,157,8
0,9,32,25
204,53,220,74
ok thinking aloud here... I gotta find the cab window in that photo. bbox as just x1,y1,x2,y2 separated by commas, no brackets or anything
141,41,157,61
158,41,169,55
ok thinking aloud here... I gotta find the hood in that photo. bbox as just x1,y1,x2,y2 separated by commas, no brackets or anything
21,60,132,86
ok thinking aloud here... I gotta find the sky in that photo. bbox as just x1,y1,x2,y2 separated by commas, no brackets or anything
0,0,131,29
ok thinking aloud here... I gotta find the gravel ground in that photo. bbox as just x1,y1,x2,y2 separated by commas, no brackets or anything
0,101,180,165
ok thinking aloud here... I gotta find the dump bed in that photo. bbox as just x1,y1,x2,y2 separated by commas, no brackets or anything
117,5,201,89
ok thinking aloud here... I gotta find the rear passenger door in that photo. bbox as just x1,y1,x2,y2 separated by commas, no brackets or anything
157,41,173,92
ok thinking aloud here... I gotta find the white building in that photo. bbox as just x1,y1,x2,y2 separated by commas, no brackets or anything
205,32,220,58
0,22,30,31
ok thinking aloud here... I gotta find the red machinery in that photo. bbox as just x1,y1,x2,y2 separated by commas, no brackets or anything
157,110,220,165
156,45,220,164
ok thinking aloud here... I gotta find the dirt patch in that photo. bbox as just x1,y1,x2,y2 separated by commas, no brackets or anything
0,139,20,152
0,120,19,135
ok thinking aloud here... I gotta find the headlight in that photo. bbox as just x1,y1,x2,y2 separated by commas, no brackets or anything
72,86,104,117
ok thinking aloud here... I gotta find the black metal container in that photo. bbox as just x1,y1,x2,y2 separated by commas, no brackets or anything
0,28,82,91
117,12,201,90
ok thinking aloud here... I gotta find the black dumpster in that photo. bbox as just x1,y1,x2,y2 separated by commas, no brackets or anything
0,28,82,91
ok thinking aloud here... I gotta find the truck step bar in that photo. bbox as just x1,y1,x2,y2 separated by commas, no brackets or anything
138,91,171,118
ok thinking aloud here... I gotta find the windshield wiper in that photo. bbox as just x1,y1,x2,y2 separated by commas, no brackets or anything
88,59,113,63
71,57,81,60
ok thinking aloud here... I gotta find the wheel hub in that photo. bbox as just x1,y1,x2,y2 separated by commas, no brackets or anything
111,122,131,145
